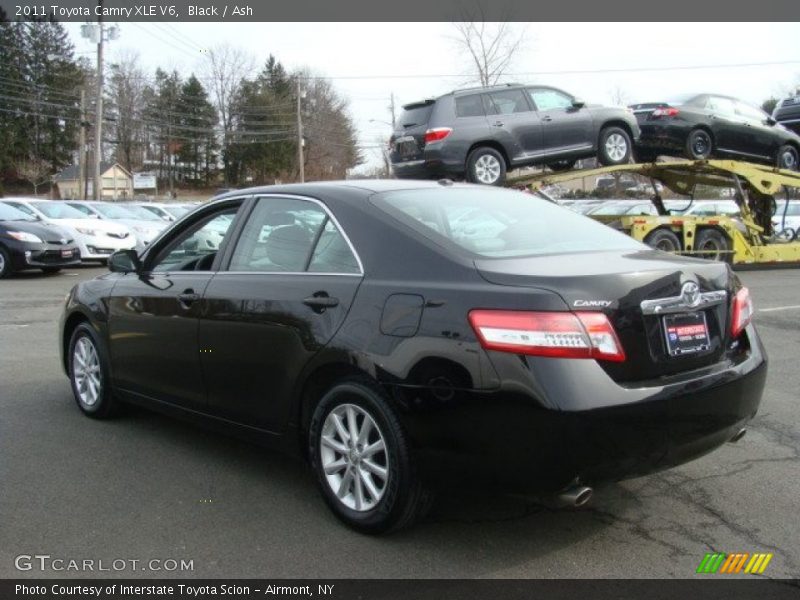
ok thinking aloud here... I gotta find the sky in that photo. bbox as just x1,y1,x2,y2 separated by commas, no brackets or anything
63,22,800,173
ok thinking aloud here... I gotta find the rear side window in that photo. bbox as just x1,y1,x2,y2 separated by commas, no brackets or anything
485,90,531,115
398,103,434,128
372,187,643,258
455,94,485,118
706,96,736,117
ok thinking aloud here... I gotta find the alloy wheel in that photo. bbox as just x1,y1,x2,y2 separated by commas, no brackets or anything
319,403,389,512
604,133,628,162
72,336,102,408
474,154,502,184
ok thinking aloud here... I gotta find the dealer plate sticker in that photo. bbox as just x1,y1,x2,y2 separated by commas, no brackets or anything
61,249,73,258
663,311,710,356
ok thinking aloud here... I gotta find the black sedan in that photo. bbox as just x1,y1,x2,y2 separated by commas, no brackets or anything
0,202,81,278
631,93,800,170
59,181,766,533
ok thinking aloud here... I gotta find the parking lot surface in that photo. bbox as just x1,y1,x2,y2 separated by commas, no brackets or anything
1,266,798,578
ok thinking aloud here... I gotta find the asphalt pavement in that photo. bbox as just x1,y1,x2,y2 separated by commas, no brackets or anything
1,266,798,579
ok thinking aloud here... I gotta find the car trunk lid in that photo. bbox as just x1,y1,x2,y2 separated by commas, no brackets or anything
389,100,435,163
475,250,735,383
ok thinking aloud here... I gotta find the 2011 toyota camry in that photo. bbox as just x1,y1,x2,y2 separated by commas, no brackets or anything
59,180,767,533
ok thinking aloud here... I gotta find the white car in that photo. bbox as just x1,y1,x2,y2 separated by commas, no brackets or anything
133,202,192,222
773,200,800,235
66,201,167,252
0,198,136,262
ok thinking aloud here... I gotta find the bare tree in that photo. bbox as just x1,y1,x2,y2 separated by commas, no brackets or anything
107,50,147,172
610,85,630,107
203,44,254,184
451,21,526,87
15,157,52,196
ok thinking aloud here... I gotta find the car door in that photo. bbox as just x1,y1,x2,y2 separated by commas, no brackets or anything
527,87,594,155
705,96,742,154
199,195,363,431
106,199,244,410
484,89,543,161
735,100,778,160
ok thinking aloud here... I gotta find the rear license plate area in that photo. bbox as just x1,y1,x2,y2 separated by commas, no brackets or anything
61,249,73,258
663,312,710,356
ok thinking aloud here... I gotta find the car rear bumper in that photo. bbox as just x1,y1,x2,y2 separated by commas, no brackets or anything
392,324,767,493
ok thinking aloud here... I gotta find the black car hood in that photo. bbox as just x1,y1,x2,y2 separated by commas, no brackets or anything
0,219,72,243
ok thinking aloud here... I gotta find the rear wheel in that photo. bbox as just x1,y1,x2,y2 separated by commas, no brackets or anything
547,159,577,172
308,378,431,534
685,129,713,160
466,147,506,185
0,246,11,279
695,229,731,262
597,126,632,165
644,228,681,253
68,323,119,418
776,145,799,171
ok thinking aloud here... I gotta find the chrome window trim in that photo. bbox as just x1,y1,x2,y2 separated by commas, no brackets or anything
228,193,365,276
215,271,363,277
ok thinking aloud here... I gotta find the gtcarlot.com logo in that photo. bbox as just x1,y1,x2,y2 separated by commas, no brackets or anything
696,552,773,575
14,554,194,572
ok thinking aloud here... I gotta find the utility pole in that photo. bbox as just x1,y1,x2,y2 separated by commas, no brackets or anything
93,1,104,200
296,80,305,183
389,93,396,129
78,89,86,200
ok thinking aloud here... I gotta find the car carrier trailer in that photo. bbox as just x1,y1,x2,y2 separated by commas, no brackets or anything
508,159,800,268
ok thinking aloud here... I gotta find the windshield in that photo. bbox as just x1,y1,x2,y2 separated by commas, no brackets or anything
30,201,87,219
0,203,36,221
164,205,190,218
92,203,139,219
122,204,163,220
372,187,643,258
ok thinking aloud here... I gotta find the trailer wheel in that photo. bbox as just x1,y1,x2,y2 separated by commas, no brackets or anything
644,229,681,254
695,229,731,262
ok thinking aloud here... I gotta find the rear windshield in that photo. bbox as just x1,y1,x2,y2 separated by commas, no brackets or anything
398,103,433,128
372,187,644,258
30,201,87,219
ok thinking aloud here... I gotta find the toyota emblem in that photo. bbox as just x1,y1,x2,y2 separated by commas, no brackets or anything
681,282,700,307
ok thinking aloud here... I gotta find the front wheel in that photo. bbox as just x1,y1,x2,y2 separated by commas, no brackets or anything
68,323,119,418
308,378,431,534
597,127,632,165
466,147,507,185
776,145,799,171
685,129,714,160
0,246,12,279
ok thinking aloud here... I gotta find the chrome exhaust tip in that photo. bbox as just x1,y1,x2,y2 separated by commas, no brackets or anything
557,485,593,508
729,428,747,443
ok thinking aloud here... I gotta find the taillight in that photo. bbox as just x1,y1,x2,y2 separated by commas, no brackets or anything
651,107,679,118
424,127,452,144
731,287,754,338
468,310,626,362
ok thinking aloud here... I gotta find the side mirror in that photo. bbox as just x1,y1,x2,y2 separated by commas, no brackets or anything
89,213,100,219
572,98,586,109
766,116,777,126
108,249,141,273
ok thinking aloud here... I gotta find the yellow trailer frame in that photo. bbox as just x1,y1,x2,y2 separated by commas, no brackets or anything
508,160,800,267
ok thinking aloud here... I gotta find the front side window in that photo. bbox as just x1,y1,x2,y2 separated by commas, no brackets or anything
373,187,643,258
528,88,573,111
228,197,359,274
735,101,768,123
485,90,531,115
151,208,238,272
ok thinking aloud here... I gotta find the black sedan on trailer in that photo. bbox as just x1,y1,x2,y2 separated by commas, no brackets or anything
631,93,800,170
59,181,767,533
0,202,81,278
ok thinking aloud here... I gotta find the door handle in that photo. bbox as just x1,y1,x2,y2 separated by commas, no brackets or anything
542,115,553,122
492,121,504,127
303,292,339,313
177,289,200,308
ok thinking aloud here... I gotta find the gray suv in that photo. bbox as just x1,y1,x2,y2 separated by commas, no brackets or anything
389,83,640,185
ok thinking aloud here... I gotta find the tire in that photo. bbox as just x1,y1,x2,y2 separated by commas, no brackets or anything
685,128,714,160
308,377,431,534
466,147,507,185
0,246,12,279
547,159,577,172
597,126,632,165
42,267,61,274
67,322,119,419
644,228,681,253
634,148,659,163
694,228,731,262
776,145,799,171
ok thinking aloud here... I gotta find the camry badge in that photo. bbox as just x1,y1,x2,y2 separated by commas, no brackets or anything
573,300,612,308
